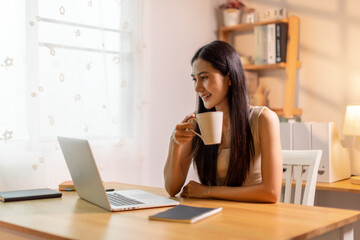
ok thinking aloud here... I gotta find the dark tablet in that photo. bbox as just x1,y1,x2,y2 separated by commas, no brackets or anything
0,188,62,202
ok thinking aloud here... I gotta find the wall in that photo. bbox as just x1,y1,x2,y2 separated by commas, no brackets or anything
239,0,360,174
238,0,360,126
142,0,219,187
142,0,360,187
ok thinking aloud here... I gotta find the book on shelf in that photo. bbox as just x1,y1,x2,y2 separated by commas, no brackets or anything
148,205,222,224
276,23,288,63
254,25,261,65
254,25,268,65
254,22,288,65
267,23,276,64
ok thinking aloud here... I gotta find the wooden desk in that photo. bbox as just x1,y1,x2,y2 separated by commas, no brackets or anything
0,182,360,240
316,178,360,194
284,178,360,194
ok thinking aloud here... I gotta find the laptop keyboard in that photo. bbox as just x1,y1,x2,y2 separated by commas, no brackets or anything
107,192,144,206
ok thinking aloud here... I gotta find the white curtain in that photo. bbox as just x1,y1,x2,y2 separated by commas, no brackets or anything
0,0,144,191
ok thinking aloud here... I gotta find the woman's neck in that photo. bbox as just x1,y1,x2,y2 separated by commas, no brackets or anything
215,105,231,149
215,105,230,129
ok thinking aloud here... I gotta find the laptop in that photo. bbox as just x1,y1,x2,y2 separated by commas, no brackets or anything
57,136,179,211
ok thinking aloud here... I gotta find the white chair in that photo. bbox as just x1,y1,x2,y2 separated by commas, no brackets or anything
281,150,322,206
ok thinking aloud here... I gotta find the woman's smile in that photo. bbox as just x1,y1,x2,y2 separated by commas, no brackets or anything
200,93,212,101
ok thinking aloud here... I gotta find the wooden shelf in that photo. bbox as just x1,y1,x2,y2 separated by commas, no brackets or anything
244,62,286,70
272,108,302,117
282,178,360,194
243,61,301,71
219,16,301,118
220,18,289,34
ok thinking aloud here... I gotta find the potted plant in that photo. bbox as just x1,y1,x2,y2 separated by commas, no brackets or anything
219,0,246,26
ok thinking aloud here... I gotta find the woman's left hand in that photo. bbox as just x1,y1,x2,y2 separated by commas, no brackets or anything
180,180,211,198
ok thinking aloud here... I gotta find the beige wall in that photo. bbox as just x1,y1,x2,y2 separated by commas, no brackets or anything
238,0,360,126
142,0,360,187
142,0,218,187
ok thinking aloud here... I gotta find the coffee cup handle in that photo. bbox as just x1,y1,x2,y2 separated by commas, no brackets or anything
188,118,203,140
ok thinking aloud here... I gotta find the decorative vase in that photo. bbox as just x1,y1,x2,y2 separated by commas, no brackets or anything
223,9,241,26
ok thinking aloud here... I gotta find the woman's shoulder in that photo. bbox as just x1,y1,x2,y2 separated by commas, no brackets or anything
250,106,276,118
259,107,278,119
258,107,280,129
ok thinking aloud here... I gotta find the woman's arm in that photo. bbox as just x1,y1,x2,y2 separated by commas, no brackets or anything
180,108,282,203
164,114,196,196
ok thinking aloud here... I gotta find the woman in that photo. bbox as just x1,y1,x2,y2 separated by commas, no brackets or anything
164,41,282,202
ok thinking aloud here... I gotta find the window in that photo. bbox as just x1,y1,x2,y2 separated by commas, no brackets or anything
0,0,143,190
1,0,142,145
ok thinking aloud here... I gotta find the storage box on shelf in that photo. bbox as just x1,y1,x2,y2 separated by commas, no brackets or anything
280,122,351,183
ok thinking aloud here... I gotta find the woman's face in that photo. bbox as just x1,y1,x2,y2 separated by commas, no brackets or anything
191,58,230,111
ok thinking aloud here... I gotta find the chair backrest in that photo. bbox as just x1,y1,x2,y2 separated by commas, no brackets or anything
281,150,322,206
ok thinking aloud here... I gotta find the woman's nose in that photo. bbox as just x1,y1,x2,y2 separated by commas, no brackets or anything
194,79,203,92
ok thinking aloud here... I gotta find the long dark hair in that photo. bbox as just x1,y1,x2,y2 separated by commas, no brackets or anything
191,40,254,186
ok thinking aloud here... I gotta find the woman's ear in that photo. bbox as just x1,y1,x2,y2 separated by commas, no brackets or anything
226,72,231,86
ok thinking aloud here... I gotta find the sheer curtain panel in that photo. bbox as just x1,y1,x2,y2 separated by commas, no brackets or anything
0,0,144,191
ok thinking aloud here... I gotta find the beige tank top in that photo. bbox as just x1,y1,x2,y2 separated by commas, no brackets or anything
216,106,265,186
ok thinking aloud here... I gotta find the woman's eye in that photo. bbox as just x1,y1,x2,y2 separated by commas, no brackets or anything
201,76,208,80
192,78,197,82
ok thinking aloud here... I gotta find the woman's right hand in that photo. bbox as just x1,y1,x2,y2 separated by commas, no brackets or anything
172,114,196,145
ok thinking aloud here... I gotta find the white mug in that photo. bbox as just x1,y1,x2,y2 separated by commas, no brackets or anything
189,112,223,145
